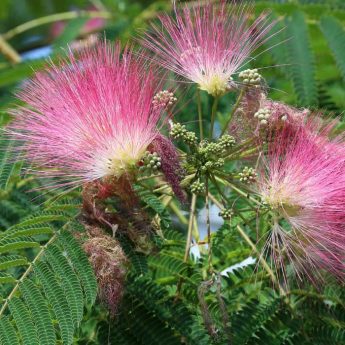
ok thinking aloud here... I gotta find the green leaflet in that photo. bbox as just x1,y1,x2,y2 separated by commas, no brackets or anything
33,261,74,345
57,230,98,305
19,279,57,345
320,16,345,83
8,298,39,345
0,316,20,345
0,255,27,270
0,236,40,254
45,244,84,325
285,11,317,106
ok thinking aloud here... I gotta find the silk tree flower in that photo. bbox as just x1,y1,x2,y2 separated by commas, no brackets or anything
256,123,345,284
141,0,276,97
8,42,170,188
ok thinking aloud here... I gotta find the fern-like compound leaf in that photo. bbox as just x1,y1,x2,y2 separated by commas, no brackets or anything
45,244,84,325
33,261,74,345
57,230,98,304
286,11,317,106
0,255,27,270
0,316,20,345
320,16,345,84
8,297,39,345
0,236,40,254
19,279,57,345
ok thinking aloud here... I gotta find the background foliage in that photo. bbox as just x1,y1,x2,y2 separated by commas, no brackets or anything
0,1,344,344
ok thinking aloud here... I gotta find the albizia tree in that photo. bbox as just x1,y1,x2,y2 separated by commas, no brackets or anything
3,0,345,343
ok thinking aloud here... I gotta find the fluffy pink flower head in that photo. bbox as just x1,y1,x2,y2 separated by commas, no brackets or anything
256,122,345,284
142,0,275,96
9,42,168,188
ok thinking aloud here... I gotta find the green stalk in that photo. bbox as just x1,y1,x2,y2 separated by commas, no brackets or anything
221,88,245,136
209,96,219,140
197,89,204,141
205,177,213,273
183,193,197,261
3,10,112,40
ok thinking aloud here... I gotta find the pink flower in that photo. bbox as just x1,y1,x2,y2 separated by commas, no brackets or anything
256,122,345,284
141,0,275,96
9,42,167,188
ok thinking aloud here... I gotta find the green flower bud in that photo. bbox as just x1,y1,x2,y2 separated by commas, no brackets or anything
239,69,262,86
170,122,187,139
141,151,162,171
190,181,205,194
219,208,234,220
254,108,271,126
239,166,257,184
218,134,236,150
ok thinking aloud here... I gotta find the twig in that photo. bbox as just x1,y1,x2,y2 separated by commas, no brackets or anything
205,178,213,273
3,11,112,40
0,35,21,63
183,193,197,261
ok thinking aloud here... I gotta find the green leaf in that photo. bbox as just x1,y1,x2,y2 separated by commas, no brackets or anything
0,316,20,345
0,272,16,284
0,236,39,254
8,298,39,345
58,231,98,304
0,137,18,190
19,279,56,345
6,226,53,239
286,11,317,106
33,261,74,345
45,244,84,325
320,16,345,83
0,255,27,270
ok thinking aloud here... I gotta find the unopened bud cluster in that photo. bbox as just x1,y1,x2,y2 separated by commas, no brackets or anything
190,180,205,194
239,166,257,183
186,135,237,174
239,69,262,86
170,122,197,145
218,134,236,149
254,108,271,126
219,208,234,220
141,151,161,171
152,90,177,109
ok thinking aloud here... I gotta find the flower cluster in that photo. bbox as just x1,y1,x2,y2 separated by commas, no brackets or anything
256,121,345,282
142,0,275,96
9,42,167,187
7,0,345,297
